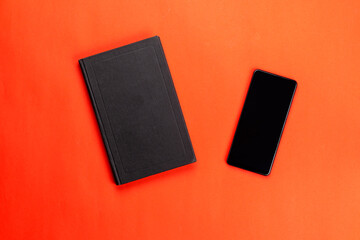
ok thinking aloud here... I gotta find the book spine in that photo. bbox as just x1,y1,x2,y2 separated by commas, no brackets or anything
79,59,121,185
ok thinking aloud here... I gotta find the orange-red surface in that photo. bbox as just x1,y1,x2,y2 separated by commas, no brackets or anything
1,0,360,239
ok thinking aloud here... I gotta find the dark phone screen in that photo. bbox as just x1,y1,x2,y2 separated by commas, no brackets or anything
227,70,297,175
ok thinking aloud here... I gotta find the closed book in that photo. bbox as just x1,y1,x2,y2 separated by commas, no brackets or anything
79,36,196,185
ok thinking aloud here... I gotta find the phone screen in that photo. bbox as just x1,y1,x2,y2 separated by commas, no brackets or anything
227,70,297,175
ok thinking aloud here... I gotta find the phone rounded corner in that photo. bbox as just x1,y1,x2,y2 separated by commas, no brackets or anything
253,69,262,75
226,158,234,167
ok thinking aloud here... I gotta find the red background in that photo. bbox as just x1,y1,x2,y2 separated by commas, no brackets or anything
1,0,360,239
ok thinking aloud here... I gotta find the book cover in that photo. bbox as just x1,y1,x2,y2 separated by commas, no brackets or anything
79,36,196,185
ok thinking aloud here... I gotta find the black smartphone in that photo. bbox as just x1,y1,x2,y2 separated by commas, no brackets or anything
227,69,297,175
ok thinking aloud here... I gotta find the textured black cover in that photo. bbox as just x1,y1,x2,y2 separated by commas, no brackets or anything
79,36,196,185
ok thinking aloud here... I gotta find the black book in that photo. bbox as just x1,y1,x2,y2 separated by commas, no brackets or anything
79,36,196,185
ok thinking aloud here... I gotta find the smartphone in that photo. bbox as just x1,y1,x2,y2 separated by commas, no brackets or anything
227,69,297,175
